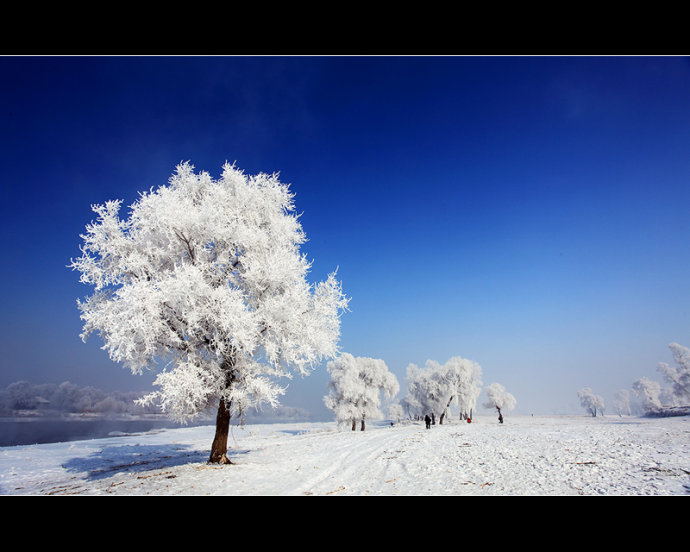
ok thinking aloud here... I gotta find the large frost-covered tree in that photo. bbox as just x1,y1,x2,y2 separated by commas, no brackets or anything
483,382,516,422
449,357,483,421
71,162,349,463
632,377,662,414
401,363,436,421
402,357,482,423
323,353,399,431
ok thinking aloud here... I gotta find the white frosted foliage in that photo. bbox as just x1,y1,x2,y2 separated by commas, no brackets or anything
577,387,605,417
402,356,482,421
71,162,349,422
483,382,516,412
612,389,632,416
658,342,690,404
324,353,399,429
632,377,662,414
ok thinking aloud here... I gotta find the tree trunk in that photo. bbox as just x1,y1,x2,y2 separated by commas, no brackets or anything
440,396,453,425
351,419,357,431
361,418,365,431
208,398,232,464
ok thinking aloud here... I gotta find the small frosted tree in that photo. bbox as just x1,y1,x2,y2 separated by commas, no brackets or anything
483,382,516,423
577,387,605,417
71,162,349,463
324,353,399,431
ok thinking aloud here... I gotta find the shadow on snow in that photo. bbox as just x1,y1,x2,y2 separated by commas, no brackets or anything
62,443,249,480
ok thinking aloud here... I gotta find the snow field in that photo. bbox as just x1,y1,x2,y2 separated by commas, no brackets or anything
1,415,688,495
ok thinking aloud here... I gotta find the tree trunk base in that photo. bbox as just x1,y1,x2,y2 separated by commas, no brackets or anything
209,453,233,465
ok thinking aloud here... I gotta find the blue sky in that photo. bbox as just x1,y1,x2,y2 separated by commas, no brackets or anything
1,56,690,418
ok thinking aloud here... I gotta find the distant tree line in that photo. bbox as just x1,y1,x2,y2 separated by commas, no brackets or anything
0,381,161,417
632,342,690,416
580,342,690,418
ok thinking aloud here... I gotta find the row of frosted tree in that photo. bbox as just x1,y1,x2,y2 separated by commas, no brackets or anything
615,342,690,417
323,353,516,430
578,341,690,417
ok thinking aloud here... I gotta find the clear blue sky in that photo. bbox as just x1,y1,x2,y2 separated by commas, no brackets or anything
1,56,689,417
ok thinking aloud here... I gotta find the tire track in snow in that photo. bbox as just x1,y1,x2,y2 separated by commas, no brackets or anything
287,426,415,495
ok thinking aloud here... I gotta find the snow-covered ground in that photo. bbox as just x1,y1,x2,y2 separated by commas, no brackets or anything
1,415,688,495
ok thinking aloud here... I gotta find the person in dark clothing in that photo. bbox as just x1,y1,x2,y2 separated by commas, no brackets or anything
424,414,431,429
